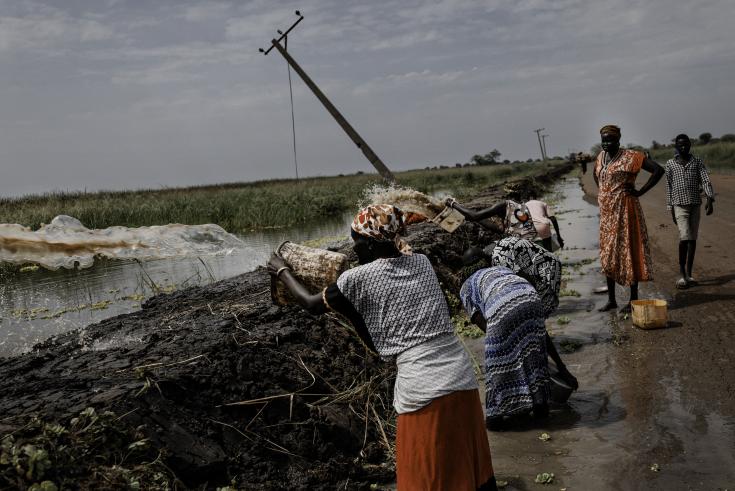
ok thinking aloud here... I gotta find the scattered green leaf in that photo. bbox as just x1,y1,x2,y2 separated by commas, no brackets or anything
535,472,555,484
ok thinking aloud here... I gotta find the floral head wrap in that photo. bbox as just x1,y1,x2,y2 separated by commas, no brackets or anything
599,124,621,138
351,204,412,255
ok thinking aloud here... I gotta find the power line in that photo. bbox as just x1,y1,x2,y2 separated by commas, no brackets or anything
284,36,299,180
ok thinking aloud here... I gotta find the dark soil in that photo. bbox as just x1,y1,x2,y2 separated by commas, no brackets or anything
0,163,573,490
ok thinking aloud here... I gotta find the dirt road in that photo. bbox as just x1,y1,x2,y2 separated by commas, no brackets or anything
480,170,734,490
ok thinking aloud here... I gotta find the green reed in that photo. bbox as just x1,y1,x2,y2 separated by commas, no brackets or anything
0,161,565,233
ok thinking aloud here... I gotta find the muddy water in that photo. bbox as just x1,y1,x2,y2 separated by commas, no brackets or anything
0,212,354,357
464,175,734,490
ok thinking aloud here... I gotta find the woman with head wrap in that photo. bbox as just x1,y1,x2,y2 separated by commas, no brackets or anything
460,266,550,429
268,204,497,491
594,125,664,313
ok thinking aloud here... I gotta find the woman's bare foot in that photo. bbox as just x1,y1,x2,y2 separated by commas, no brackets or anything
598,301,618,312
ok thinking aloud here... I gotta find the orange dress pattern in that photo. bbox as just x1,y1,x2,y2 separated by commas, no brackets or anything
595,149,653,286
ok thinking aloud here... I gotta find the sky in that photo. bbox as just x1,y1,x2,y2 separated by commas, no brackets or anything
1,0,734,197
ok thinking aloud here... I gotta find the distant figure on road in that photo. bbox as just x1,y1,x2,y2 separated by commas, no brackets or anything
594,124,664,313
666,133,715,289
268,204,497,491
447,195,565,251
574,152,593,175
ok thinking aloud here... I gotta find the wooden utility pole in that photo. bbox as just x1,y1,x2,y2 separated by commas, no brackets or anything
541,134,549,160
261,12,396,183
534,128,546,161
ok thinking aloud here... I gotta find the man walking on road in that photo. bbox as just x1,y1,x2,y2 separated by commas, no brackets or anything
666,134,715,289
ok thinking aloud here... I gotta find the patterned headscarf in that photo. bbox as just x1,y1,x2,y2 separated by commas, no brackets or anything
599,125,621,138
351,204,412,255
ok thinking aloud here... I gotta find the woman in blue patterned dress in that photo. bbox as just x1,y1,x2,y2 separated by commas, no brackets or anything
460,266,550,429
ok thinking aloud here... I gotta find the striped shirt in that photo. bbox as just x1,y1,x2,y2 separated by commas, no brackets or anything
665,155,715,210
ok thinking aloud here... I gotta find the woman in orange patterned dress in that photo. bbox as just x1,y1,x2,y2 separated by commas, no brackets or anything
594,125,664,313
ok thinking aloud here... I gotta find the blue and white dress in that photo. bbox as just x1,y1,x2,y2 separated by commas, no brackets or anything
460,266,549,417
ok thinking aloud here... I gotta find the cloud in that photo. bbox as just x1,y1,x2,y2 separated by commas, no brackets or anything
180,2,233,22
1,0,735,196
0,7,116,53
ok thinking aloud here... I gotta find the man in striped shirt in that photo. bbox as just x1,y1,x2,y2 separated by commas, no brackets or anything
665,133,715,289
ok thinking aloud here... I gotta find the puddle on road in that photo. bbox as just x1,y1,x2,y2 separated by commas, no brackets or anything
465,175,734,490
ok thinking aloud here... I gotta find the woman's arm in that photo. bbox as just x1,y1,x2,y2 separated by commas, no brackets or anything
448,200,507,222
549,216,564,248
470,312,487,333
630,156,664,197
267,254,327,315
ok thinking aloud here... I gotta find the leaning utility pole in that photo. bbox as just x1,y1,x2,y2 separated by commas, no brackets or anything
534,128,546,161
260,11,396,183
541,134,549,160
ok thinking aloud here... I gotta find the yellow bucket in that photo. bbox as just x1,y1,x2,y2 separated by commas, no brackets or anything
631,299,668,329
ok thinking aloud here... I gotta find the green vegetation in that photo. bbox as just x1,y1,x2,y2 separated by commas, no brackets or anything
1,408,173,490
452,312,484,339
0,161,567,234
648,141,735,171
559,288,582,297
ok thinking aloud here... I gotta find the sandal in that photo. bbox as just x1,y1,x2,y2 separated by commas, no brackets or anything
676,278,689,289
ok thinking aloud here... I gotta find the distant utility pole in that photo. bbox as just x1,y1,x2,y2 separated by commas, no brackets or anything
260,11,396,183
541,134,549,160
534,128,546,161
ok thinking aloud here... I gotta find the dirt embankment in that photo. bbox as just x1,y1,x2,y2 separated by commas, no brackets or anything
0,163,573,490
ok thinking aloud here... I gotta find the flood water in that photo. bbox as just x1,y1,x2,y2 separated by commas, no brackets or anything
0,212,354,357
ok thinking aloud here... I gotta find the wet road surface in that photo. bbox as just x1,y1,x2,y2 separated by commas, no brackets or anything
467,172,735,490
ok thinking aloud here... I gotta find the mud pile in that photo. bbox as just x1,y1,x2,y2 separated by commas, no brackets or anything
0,163,572,490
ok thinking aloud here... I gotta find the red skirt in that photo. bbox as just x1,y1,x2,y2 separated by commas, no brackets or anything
396,389,494,490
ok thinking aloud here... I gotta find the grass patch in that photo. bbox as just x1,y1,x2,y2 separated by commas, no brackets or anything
647,141,735,171
452,313,484,339
0,161,567,234
559,340,582,353
559,288,582,297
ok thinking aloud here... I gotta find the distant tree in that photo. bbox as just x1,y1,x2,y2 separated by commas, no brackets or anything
471,149,502,165
526,158,534,163
721,134,735,142
652,140,661,149
699,132,712,145
455,163,462,168
503,159,510,164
